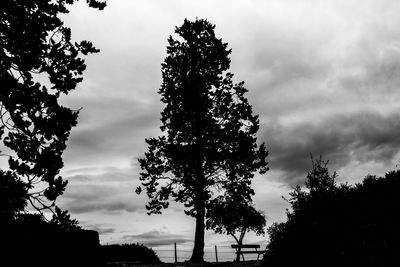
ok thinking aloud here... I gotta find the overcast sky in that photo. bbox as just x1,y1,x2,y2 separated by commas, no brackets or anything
47,0,400,261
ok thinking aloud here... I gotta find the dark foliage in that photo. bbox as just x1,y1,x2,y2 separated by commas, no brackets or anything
137,18,268,262
263,157,400,267
50,206,81,230
0,169,28,222
0,0,104,216
100,243,161,264
11,211,80,231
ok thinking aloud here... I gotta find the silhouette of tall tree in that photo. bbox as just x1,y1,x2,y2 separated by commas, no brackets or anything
137,19,268,262
0,0,105,217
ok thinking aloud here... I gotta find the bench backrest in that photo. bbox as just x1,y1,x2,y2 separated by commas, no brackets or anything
231,244,260,249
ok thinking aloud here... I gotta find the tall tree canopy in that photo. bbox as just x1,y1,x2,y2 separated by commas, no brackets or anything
0,0,105,218
137,19,268,262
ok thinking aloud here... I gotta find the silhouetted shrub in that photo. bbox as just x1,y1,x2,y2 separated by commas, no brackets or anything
100,243,161,264
262,158,400,267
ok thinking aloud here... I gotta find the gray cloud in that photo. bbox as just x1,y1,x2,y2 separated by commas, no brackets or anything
84,223,116,235
264,110,400,184
66,201,140,214
122,230,191,247
62,96,162,168
59,167,145,214
337,46,400,96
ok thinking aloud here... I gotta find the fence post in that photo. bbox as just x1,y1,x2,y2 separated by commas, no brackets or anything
174,242,177,263
215,245,218,263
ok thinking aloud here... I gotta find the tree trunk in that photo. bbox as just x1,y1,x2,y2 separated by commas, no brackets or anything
190,125,206,263
235,239,242,262
235,229,246,262
190,198,205,262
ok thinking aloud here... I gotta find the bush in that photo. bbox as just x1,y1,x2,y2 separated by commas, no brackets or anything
100,243,161,264
262,159,400,267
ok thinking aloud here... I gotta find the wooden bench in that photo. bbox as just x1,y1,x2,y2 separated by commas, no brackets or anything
231,244,266,261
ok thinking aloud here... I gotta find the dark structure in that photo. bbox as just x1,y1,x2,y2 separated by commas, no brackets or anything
4,227,99,267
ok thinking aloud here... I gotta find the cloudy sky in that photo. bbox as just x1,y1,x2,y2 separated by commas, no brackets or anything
45,0,400,261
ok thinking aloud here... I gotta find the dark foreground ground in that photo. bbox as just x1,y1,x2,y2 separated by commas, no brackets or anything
104,260,262,267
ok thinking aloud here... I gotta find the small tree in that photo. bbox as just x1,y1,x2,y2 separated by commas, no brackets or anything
206,196,266,261
137,19,268,262
0,0,105,218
